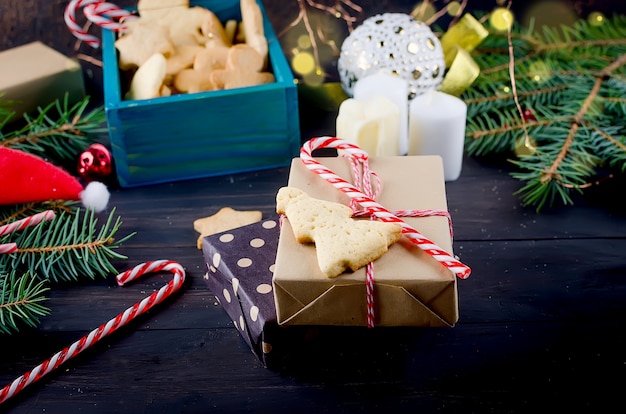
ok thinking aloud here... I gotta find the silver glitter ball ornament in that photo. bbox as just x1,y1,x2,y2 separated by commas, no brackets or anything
338,13,445,99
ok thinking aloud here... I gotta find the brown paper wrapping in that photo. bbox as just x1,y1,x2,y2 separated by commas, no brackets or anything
0,42,85,123
272,155,459,327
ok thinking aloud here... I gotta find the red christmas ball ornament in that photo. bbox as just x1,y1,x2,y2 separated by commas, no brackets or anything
77,143,113,182
523,108,537,122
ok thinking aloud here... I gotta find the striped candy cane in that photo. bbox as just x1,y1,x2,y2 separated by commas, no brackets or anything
0,243,17,254
0,210,55,237
301,136,471,280
0,211,56,255
0,260,186,404
64,0,135,48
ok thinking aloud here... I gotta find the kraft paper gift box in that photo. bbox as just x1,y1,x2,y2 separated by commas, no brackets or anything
272,155,459,327
0,42,85,123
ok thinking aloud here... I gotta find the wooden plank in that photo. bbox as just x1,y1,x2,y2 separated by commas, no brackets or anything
1,320,621,411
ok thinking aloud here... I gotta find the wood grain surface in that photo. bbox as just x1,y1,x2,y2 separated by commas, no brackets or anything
1,1,625,413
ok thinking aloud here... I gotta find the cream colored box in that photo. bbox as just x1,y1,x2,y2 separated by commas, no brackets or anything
273,155,459,327
0,42,85,122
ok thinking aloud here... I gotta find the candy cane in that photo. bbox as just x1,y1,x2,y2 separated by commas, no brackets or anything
0,243,17,255
0,260,186,404
83,2,135,31
0,210,55,237
64,0,135,48
301,136,471,279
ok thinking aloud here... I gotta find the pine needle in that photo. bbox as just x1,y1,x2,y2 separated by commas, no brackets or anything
1,208,135,283
0,271,50,334
463,14,626,210
0,95,106,164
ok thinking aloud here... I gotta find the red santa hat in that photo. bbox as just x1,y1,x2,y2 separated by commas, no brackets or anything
0,146,110,212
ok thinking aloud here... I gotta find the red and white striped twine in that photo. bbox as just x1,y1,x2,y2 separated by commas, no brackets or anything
300,137,472,326
0,260,185,404
342,152,380,328
64,0,135,48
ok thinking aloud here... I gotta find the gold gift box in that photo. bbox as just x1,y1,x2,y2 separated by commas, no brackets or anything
273,155,459,327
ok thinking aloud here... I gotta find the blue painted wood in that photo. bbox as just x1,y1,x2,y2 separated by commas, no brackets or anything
102,0,300,187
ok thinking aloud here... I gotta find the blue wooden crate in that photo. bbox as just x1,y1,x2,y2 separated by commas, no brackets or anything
101,0,300,187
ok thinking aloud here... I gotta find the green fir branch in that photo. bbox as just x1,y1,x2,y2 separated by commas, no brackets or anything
1,207,135,283
463,14,626,210
0,95,132,333
0,93,18,125
0,201,75,228
0,94,107,164
0,271,50,334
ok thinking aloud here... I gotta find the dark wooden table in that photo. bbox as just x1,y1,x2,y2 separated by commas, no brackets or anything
2,1,626,413
1,132,625,413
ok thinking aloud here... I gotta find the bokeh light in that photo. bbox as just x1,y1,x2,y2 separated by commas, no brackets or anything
447,1,462,17
297,34,312,50
489,7,515,32
515,136,537,157
588,12,605,27
528,61,551,84
302,68,325,87
292,51,316,76
411,1,437,22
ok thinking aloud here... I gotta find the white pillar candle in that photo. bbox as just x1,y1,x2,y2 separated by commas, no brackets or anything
353,72,409,155
336,96,400,156
408,89,467,181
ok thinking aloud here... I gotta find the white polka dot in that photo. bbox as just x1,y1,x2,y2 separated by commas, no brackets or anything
232,320,238,330
269,264,275,273
203,272,209,280
212,253,221,268
237,258,252,268
239,315,245,330
223,289,231,303
262,220,277,229
232,278,239,295
219,233,235,243
250,306,259,322
256,283,272,294
209,265,216,273
250,238,265,248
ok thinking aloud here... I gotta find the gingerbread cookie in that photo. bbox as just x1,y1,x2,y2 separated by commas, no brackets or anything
276,187,403,278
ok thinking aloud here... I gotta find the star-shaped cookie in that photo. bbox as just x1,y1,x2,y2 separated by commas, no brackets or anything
194,207,262,249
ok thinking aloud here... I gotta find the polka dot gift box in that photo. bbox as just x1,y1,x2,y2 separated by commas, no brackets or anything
201,217,320,369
